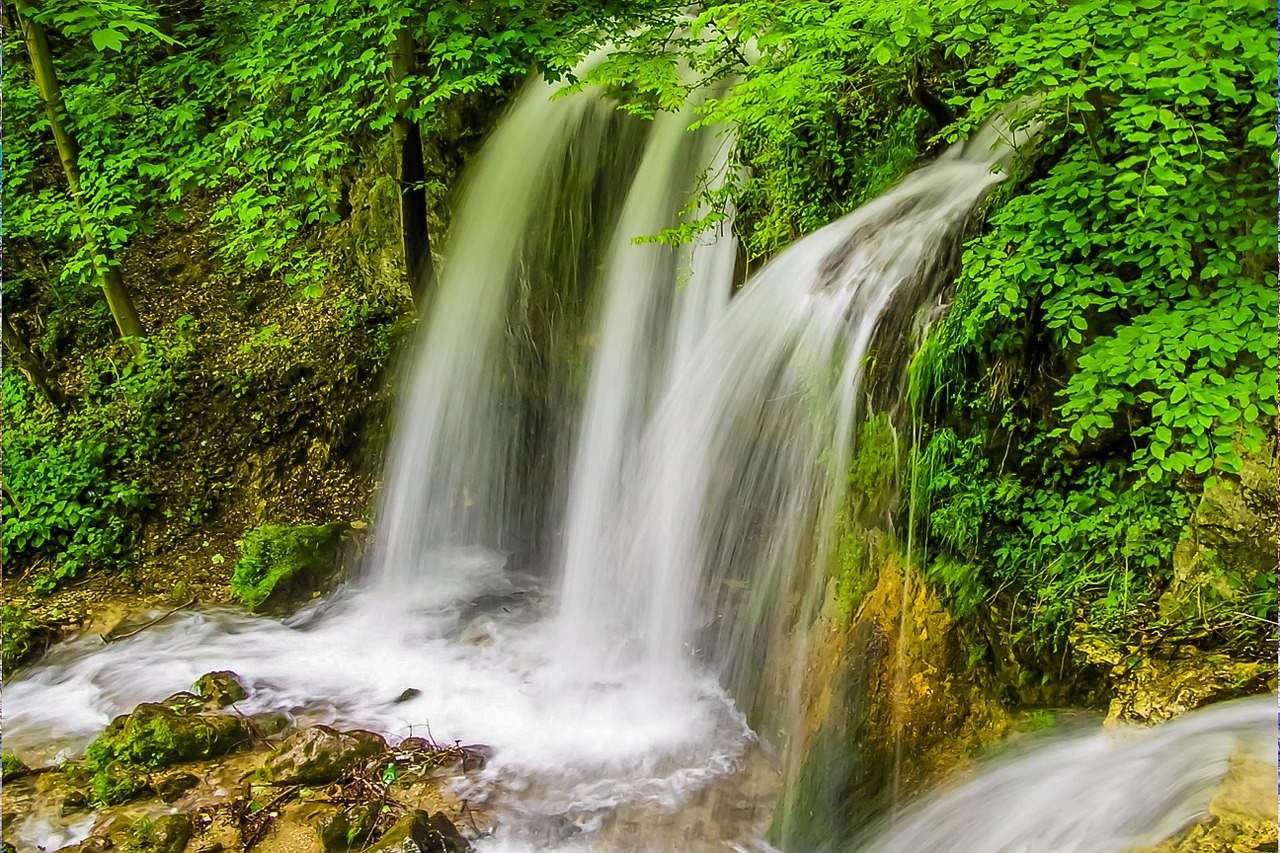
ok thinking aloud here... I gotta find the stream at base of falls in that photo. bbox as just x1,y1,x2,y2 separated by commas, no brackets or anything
3,67,1275,853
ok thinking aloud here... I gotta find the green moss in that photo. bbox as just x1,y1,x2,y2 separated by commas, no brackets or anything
230,522,346,611
90,761,147,807
2,604,47,672
831,512,873,621
2,752,28,778
847,413,898,507
85,704,245,805
1019,710,1056,733
120,814,193,853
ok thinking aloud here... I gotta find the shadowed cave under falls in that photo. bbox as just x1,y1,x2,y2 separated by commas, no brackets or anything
4,73,1274,852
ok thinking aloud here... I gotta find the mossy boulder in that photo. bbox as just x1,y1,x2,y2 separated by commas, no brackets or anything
86,703,246,804
193,670,248,707
261,725,385,785
365,810,468,853
230,522,348,611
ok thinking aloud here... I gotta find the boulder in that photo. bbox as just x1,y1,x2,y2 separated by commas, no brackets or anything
230,523,348,612
261,726,385,785
365,811,468,853
85,703,245,805
88,704,246,771
193,671,248,708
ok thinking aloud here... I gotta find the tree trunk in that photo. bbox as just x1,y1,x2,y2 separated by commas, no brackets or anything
14,0,146,346
390,24,434,307
2,315,66,409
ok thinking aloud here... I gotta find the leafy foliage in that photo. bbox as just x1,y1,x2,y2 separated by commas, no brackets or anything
2,334,190,589
579,0,1276,646
902,0,1278,644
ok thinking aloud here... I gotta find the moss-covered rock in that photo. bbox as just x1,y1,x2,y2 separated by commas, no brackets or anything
230,522,348,611
85,703,246,804
365,810,469,853
90,760,151,807
2,604,51,672
261,725,385,785
313,803,379,852
192,670,247,707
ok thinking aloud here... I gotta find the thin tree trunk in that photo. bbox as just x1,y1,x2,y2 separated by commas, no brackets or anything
2,315,66,409
390,24,434,307
14,0,146,347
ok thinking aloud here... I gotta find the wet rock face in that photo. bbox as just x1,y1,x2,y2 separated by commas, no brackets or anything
1159,452,1278,627
1072,449,1279,722
262,726,387,785
193,671,248,708
1131,754,1278,852
364,810,469,853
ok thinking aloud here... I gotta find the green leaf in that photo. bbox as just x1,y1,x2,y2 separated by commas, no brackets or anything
91,29,127,52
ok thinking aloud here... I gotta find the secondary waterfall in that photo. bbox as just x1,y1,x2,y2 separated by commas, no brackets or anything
2,70,1271,853
859,696,1274,853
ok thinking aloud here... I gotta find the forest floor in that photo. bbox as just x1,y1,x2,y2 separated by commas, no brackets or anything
4,185,414,660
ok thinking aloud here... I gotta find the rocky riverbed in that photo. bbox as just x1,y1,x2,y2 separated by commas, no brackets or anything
2,670,480,853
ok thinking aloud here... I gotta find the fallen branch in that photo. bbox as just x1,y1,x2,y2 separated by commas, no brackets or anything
241,784,300,850
102,598,197,643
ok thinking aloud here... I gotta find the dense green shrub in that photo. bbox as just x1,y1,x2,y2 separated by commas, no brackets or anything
2,334,190,589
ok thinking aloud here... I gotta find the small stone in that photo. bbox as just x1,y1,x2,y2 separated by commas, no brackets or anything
249,711,292,737
394,688,421,704
156,772,200,803
160,692,206,713
193,671,248,708
262,726,386,785
313,803,378,852
150,814,194,853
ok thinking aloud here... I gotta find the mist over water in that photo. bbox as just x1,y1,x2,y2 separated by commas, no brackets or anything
4,75,1271,853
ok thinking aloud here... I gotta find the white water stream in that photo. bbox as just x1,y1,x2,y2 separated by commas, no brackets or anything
3,74,1272,853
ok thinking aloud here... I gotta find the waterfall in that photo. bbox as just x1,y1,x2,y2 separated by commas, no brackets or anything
858,696,1274,853
2,70,1269,853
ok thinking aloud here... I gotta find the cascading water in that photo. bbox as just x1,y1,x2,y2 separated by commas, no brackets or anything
857,696,1275,853
2,67,1272,853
